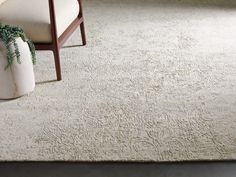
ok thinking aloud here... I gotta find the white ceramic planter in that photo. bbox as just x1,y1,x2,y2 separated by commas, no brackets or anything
0,37,35,99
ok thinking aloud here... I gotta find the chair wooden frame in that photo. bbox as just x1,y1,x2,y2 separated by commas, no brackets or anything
34,0,86,81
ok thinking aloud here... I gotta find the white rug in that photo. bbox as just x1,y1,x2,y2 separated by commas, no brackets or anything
0,0,236,161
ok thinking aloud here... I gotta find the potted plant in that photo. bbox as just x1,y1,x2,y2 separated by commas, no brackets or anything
0,24,36,99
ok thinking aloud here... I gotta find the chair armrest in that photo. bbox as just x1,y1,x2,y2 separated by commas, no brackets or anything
48,0,58,39
78,0,84,17
47,0,82,39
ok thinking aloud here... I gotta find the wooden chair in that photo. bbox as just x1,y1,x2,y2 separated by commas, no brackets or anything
35,0,86,81
0,0,86,81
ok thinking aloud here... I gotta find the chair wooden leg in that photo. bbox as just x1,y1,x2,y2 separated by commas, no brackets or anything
53,47,62,81
80,21,86,46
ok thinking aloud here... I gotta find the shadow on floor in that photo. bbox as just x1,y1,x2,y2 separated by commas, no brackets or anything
0,98,18,103
36,80,58,85
0,161,235,177
62,44,84,49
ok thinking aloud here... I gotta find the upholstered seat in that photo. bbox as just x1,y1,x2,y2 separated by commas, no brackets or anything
0,0,79,42
0,0,6,5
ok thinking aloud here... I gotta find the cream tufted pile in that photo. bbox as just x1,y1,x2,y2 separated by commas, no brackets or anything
0,0,236,161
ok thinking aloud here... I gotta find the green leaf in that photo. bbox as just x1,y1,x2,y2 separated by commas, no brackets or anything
0,23,36,69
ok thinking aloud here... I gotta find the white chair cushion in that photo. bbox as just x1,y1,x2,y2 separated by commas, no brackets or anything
0,0,80,42
0,0,7,5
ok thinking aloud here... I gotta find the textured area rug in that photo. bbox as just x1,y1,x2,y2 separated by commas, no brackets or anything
0,0,236,161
